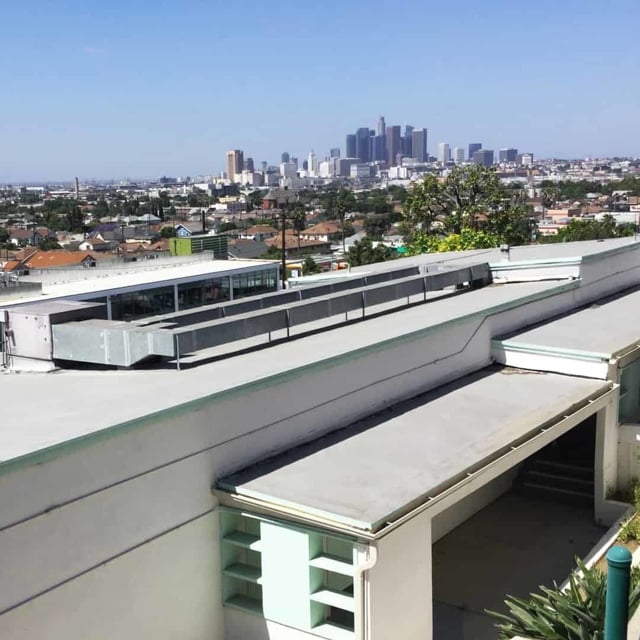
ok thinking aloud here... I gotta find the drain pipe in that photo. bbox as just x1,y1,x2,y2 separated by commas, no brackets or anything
354,542,378,640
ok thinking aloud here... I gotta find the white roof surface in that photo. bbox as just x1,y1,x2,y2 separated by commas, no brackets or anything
0,258,276,306
350,237,637,276
499,287,640,358
220,368,609,531
0,280,567,464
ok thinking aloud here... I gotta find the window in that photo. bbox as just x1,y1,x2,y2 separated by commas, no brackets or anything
111,286,174,321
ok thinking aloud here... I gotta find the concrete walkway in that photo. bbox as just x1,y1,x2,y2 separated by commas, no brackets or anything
432,491,606,640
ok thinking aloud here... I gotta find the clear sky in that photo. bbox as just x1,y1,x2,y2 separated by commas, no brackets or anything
1,0,638,182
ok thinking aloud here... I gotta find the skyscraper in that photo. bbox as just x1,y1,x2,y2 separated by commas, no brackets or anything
377,116,386,137
468,143,482,161
330,148,341,158
346,134,357,158
498,148,518,163
403,125,414,158
411,128,428,162
226,150,244,182
385,125,402,166
281,152,290,163
438,143,451,164
453,147,465,164
356,127,371,163
473,149,494,167
308,150,318,176
244,157,255,172
372,135,386,162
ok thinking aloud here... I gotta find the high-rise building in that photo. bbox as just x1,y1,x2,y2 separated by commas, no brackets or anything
468,143,482,161
453,147,465,164
438,143,451,164
307,151,318,176
517,152,534,167
377,116,386,137
290,157,299,169
385,126,402,166
356,127,371,163
498,148,518,163
403,126,414,158
244,157,255,172
411,128,428,162
473,149,494,167
346,134,357,158
372,135,386,162
281,152,290,163
226,150,244,182
330,148,340,158
280,162,297,179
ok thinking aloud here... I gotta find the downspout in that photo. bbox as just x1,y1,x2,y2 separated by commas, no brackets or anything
355,542,378,640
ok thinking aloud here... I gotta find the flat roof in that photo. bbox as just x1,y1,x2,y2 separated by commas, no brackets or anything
219,367,610,531
498,287,640,359
0,280,569,465
0,258,276,306
349,237,638,276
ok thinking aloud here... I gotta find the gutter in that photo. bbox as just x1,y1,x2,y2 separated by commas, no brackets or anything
215,384,616,541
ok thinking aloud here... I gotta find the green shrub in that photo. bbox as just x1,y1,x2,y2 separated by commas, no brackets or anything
487,558,640,640
618,517,640,543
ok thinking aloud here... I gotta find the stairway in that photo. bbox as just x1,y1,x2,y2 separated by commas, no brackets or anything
517,457,594,506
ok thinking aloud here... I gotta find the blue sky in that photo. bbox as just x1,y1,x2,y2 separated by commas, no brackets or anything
1,0,638,182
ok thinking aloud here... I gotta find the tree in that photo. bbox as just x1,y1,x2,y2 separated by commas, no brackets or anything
302,255,321,275
347,237,395,266
543,215,634,243
159,226,177,238
336,188,356,252
0,227,9,246
364,214,391,240
292,202,306,251
38,237,62,250
403,165,536,250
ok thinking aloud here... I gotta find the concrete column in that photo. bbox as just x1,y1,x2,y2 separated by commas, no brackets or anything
106,296,112,320
595,393,621,526
366,514,432,640
228,276,234,301
173,284,179,312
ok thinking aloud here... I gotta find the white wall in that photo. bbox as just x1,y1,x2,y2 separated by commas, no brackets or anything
431,466,521,543
0,513,221,640
0,271,622,640
224,609,320,640
366,514,432,640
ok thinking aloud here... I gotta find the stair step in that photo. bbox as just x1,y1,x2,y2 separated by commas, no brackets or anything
521,481,593,501
529,459,593,478
524,470,594,488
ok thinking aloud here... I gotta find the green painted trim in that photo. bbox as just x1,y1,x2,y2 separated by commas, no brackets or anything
494,338,611,362
0,279,579,477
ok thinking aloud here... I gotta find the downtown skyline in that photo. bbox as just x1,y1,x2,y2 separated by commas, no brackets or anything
1,0,639,182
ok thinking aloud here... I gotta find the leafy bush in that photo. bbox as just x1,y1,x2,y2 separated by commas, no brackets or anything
618,516,640,543
487,558,640,640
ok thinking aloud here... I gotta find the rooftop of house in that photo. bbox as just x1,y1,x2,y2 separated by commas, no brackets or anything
24,251,101,269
